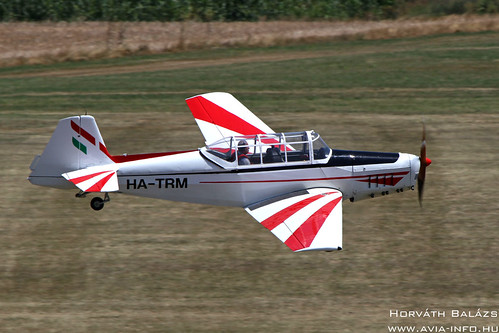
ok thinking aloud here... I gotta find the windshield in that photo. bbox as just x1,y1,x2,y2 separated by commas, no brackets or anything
311,131,331,160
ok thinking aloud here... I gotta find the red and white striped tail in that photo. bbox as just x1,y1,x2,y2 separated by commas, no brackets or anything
246,188,343,252
28,115,115,187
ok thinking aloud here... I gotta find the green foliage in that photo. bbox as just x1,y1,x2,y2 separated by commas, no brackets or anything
4,0,496,22
398,0,499,16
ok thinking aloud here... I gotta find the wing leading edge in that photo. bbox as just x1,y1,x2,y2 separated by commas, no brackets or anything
245,188,343,252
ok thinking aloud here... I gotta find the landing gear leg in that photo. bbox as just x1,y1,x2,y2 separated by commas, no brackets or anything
90,193,110,211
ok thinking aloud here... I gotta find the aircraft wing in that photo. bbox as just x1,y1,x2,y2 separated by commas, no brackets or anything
245,188,343,252
62,164,119,192
185,92,275,144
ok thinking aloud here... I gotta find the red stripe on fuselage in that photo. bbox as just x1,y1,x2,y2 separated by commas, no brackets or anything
97,141,194,163
357,176,404,186
70,120,192,163
109,150,196,163
199,171,409,184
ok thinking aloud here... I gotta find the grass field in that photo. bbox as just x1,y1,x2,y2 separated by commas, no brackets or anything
0,31,498,332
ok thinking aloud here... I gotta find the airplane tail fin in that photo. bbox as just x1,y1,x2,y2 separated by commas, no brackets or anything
28,115,116,190
186,92,275,144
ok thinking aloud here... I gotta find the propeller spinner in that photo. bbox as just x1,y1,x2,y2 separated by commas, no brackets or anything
418,124,432,207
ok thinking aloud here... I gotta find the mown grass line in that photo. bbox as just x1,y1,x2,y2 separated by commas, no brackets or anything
1,32,497,117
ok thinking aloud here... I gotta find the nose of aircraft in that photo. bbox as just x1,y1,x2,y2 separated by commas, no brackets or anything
425,157,432,166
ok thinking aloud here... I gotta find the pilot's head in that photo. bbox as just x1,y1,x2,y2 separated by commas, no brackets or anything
238,140,249,154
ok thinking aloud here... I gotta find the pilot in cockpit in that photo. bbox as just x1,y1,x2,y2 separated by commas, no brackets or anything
237,140,251,165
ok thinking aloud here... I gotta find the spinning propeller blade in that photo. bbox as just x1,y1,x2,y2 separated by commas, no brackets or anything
418,124,432,207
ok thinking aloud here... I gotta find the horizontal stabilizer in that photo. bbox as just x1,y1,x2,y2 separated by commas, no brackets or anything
245,188,343,252
62,164,119,192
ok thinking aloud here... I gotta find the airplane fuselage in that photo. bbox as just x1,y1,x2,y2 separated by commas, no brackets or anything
112,149,419,207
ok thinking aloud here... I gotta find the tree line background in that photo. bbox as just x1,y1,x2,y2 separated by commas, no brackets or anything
0,0,497,22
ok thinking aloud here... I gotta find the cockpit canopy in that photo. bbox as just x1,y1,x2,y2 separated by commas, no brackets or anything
201,131,331,169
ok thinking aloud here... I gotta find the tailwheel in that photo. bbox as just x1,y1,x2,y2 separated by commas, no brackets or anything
90,193,110,211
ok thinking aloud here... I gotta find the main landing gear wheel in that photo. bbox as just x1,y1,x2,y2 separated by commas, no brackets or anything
90,193,110,211
90,197,104,211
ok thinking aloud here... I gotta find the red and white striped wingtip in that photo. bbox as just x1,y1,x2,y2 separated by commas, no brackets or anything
246,188,343,252
186,92,275,144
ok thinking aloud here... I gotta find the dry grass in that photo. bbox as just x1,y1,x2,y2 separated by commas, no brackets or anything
1,15,499,67
1,110,498,332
